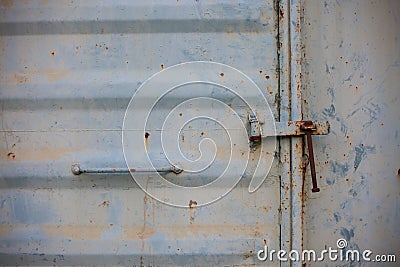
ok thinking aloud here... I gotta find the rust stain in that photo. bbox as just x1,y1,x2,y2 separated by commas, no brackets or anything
262,206,270,212
131,225,156,240
0,0,14,8
47,69,69,82
162,224,275,239
99,200,110,207
50,51,55,57
295,22,300,33
6,152,15,160
397,169,400,176
4,69,69,84
13,73,30,83
216,146,236,160
6,147,80,162
44,226,105,239
189,200,197,224
279,9,284,20
189,200,197,209
0,225,160,241
40,0,51,5
145,132,150,151
160,64,164,70
220,72,224,77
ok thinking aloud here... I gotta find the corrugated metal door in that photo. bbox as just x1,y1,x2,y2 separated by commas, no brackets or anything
0,1,292,266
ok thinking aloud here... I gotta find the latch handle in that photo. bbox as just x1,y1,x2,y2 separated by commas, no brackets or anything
300,121,320,193
71,164,183,175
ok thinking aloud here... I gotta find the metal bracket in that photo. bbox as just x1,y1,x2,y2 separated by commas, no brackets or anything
248,112,262,147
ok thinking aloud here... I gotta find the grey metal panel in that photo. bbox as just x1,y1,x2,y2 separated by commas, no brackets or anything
0,1,283,266
278,2,305,267
302,0,400,266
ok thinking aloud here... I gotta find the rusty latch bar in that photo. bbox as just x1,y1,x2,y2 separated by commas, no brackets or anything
248,115,329,193
71,164,183,175
300,121,320,192
269,121,330,137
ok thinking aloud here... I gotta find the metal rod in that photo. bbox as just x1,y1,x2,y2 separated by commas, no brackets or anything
71,164,183,175
305,132,320,192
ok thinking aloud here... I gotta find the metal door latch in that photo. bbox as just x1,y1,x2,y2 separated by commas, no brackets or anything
248,112,262,147
300,121,320,192
248,114,329,193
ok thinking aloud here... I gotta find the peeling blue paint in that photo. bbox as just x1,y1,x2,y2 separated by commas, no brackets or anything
326,176,335,185
354,144,376,171
339,227,354,242
333,212,342,222
322,104,336,118
327,87,334,101
330,161,350,178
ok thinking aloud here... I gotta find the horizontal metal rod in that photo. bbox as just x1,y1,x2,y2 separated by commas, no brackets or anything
71,164,183,175
262,121,330,137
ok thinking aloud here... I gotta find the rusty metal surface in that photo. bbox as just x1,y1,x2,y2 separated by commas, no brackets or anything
302,0,400,266
0,1,284,266
277,1,308,267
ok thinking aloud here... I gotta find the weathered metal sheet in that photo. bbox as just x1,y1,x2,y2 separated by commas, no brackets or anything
0,1,284,266
302,0,400,266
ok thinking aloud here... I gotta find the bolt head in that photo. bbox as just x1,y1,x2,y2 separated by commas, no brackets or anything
71,164,81,175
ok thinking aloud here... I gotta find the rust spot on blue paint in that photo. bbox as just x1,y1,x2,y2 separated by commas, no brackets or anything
189,200,197,209
99,200,110,207
7,152,15,160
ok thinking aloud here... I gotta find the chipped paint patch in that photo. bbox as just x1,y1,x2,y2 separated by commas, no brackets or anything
354,144,376,171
